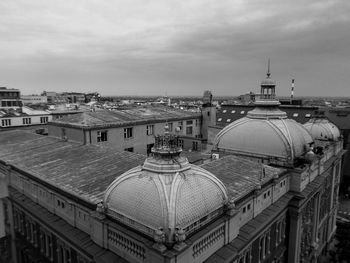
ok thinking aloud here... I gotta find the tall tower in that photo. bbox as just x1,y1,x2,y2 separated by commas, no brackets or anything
201,90,216,142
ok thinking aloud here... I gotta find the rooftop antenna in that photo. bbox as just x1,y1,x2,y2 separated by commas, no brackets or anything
267,59,271,78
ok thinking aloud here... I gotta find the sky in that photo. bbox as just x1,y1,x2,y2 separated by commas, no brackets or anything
0,0,349,97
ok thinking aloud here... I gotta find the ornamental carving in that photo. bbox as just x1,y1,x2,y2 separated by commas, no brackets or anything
175,227,186,244
154,227,166,244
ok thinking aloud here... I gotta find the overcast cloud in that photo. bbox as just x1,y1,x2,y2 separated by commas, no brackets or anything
0,0,349,96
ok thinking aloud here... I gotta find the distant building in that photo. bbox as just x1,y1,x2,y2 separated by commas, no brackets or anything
61,92,86,104
0,87,22,109
48,107,203,154
42,91,67,104
21,95,48,105
237,91,256,105
0,106,52,131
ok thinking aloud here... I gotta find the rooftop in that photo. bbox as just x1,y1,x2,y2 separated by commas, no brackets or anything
201,155,286,200
0,130,285,210
0,130,145,205
51,107,201,129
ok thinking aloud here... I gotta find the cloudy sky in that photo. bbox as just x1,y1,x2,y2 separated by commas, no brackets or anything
0,0,349,97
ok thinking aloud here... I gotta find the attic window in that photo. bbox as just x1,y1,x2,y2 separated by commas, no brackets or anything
223,110,227,113
305,114,311,118
231,110,236,113
293,113,298,117
218,118,222,121
227,119,231,122
240,111,245,114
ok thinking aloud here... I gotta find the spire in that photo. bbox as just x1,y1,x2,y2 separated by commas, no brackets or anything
267,59,271,78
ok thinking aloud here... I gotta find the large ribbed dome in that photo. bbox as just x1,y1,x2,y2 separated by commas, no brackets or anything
213,66,313,167
104,129,228,245
303,118,340,141
214,116,313,164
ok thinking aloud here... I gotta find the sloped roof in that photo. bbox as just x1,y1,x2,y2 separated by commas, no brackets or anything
51,107,201,129
0,130,145,205
201,155,286,200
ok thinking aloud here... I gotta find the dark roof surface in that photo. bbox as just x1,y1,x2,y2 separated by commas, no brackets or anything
216,104,318,127
51,107,200,129
201,156,286,200
0,130,145,204
0,130,286,207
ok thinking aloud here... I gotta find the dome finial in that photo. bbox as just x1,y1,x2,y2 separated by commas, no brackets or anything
267,58,271,78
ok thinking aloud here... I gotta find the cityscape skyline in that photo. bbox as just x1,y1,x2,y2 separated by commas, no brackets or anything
1,0,349,97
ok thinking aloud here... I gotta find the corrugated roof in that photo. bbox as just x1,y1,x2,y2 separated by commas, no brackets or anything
0,130,145,204
201,156,286,200
51,107,200,128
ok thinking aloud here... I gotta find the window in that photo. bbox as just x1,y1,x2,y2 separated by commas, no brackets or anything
22,118,31,125
124,127,133,139
192,141,198,151
195,120,199,126
238,246,252,263
247,204,251,210
218,118,222,121
227,119,231,122
178,139,184,148
243,207,246,213
222,110,227,113
124,147,134,152
240,111,245,114
305,113,311,118
259,231,270,261
231,110,236,113
97,131,108,142
1,119,11,127
168,123,173,131
186,126,193,135
293,113,298,117
40,116,49,123
178,121,183,130
146,125,154,135
186,120,193,125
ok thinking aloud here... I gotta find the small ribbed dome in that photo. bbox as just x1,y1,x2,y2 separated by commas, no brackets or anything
104,130,228,244
303,118,340,141
214,116,313,165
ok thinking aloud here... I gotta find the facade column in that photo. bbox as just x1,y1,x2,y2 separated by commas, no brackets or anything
288,207,302,263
